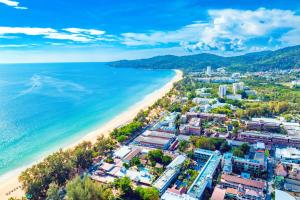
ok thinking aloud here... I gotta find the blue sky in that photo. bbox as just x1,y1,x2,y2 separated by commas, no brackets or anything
0,0,300,63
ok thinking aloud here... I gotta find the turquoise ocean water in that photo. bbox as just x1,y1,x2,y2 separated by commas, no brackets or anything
0,63,174,176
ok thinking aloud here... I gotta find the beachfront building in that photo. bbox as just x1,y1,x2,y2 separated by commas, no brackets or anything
153,155,186,195
133,130,175,149
123,148,141,164
187,149,222,199
151,112,179,133
113,146,132,159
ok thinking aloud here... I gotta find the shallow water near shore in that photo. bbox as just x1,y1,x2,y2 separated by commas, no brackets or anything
0,62,174,176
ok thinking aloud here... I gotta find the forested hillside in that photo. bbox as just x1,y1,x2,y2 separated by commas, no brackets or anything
109,45,300,72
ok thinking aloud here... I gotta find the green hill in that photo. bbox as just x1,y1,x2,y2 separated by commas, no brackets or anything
109,45,300,72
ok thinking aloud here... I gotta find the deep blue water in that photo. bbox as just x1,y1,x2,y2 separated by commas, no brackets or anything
0,63,174,176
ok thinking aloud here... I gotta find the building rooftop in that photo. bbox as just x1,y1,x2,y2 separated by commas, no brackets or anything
276,147,300,161
113,146,131,159
211,187,226,200
143,130,175,139
221,174,266,189
135,135,171,146
161,190,197,200
123,148,141,162
153,155,186,192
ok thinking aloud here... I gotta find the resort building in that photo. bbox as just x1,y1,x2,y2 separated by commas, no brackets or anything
153,155,186,195
133,130,175,149
113,146,131,159
123,148,141,163
187,149,222,199
151,112,179,133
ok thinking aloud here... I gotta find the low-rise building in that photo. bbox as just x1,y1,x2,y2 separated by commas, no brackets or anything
153,155,186,195
179,117,201,135
123,148,141,163
232,156,267,177
226,94,242,100
222,153,233,174
187,149,222,199
134,130,175,149
238,131,300,148
220,174,266,198
275,147,300,164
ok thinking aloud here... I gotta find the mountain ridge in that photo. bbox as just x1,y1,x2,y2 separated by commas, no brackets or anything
109,45,300,72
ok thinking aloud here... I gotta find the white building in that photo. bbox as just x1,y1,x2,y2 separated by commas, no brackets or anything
232,82,244,94
275,147,300,164
206,66,212,76
219,85,227,98
226,94,242,100
153,155,186,195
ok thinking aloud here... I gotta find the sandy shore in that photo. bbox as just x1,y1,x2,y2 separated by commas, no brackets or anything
0,69,183,199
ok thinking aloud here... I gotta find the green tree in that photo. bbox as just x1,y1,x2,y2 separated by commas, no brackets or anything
233,147,244,157
66,176,114,200
73,141,93,170
240,143,250,155
130,157,141,167
46,183,62,200
162,155,172,166
135,187,159,200
113,177,132,196
220,141,231,153
178,140,189,152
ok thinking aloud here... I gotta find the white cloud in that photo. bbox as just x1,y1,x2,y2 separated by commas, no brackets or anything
45,33,92,42
0,0,27,9
0,27,56,35
0,26,114,43
64,28,106,35
121,8,300,53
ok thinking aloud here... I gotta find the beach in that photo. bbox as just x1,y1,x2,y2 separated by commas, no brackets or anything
0,69,183,199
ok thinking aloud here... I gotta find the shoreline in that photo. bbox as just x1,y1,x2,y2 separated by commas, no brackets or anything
0,69,183,199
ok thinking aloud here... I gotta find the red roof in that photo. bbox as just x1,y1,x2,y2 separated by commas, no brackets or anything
226,188,238,195
221,174,266,189
211,187,226,200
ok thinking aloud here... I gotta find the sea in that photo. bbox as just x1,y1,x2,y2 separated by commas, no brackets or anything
0,62,175,176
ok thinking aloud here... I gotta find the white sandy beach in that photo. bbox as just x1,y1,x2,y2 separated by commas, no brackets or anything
0,69,183,199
